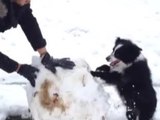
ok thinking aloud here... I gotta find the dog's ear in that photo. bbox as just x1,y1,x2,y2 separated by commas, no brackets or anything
115,37,129,45
138,46,142,51
134,44,142,51
115,37,121,44
127,44,142,54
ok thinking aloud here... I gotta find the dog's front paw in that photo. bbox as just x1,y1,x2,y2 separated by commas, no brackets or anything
96,65,110,72
90,71,97,77
90,71,104,78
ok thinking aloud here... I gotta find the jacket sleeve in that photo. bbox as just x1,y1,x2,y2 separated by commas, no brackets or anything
0,52,18,73
18,4,46,51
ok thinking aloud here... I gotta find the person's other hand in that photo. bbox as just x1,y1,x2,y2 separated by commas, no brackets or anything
17,64,39,87
41,52,75,73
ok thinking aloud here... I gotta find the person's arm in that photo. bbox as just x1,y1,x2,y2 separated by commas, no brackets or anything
18,4,46,51
18,4,75,73
0,52,38,86
0,52,19,73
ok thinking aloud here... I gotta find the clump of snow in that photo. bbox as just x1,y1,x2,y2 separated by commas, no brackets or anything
26,58,110,120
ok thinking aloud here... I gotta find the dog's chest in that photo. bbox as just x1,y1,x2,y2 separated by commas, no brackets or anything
117,75,137,95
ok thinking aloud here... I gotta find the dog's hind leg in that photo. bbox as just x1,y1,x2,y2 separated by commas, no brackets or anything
138,102,156,120
139,111,154,120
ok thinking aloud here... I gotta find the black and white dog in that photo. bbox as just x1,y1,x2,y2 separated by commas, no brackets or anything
91,37,157,120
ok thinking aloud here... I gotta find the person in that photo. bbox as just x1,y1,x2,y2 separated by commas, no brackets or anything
0,0,75,87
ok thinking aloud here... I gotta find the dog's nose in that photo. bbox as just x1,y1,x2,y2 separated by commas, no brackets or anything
106,56,110,61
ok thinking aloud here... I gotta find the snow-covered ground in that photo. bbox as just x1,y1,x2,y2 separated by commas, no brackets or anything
0,0,160,119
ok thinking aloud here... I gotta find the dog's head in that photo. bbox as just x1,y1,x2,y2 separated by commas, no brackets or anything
107,37,144,72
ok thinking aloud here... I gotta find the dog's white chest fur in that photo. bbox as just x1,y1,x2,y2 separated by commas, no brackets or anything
26,58,109,120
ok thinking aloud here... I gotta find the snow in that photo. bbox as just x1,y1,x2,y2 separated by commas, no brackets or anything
0,0,160,119
26,58,109,120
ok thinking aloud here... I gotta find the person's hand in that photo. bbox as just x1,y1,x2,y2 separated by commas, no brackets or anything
41,52,75,73
13,0,30,6
17,64,39,87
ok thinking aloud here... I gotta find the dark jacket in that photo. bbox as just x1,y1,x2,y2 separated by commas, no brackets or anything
0,0,46,73
0,0,46,50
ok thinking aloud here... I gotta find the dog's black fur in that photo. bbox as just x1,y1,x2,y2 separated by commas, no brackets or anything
91,37,157,120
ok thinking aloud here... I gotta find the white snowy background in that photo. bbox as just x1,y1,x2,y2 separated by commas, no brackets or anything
0,0,160,119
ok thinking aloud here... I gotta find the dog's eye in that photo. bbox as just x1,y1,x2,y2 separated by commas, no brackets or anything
115,52,120,57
